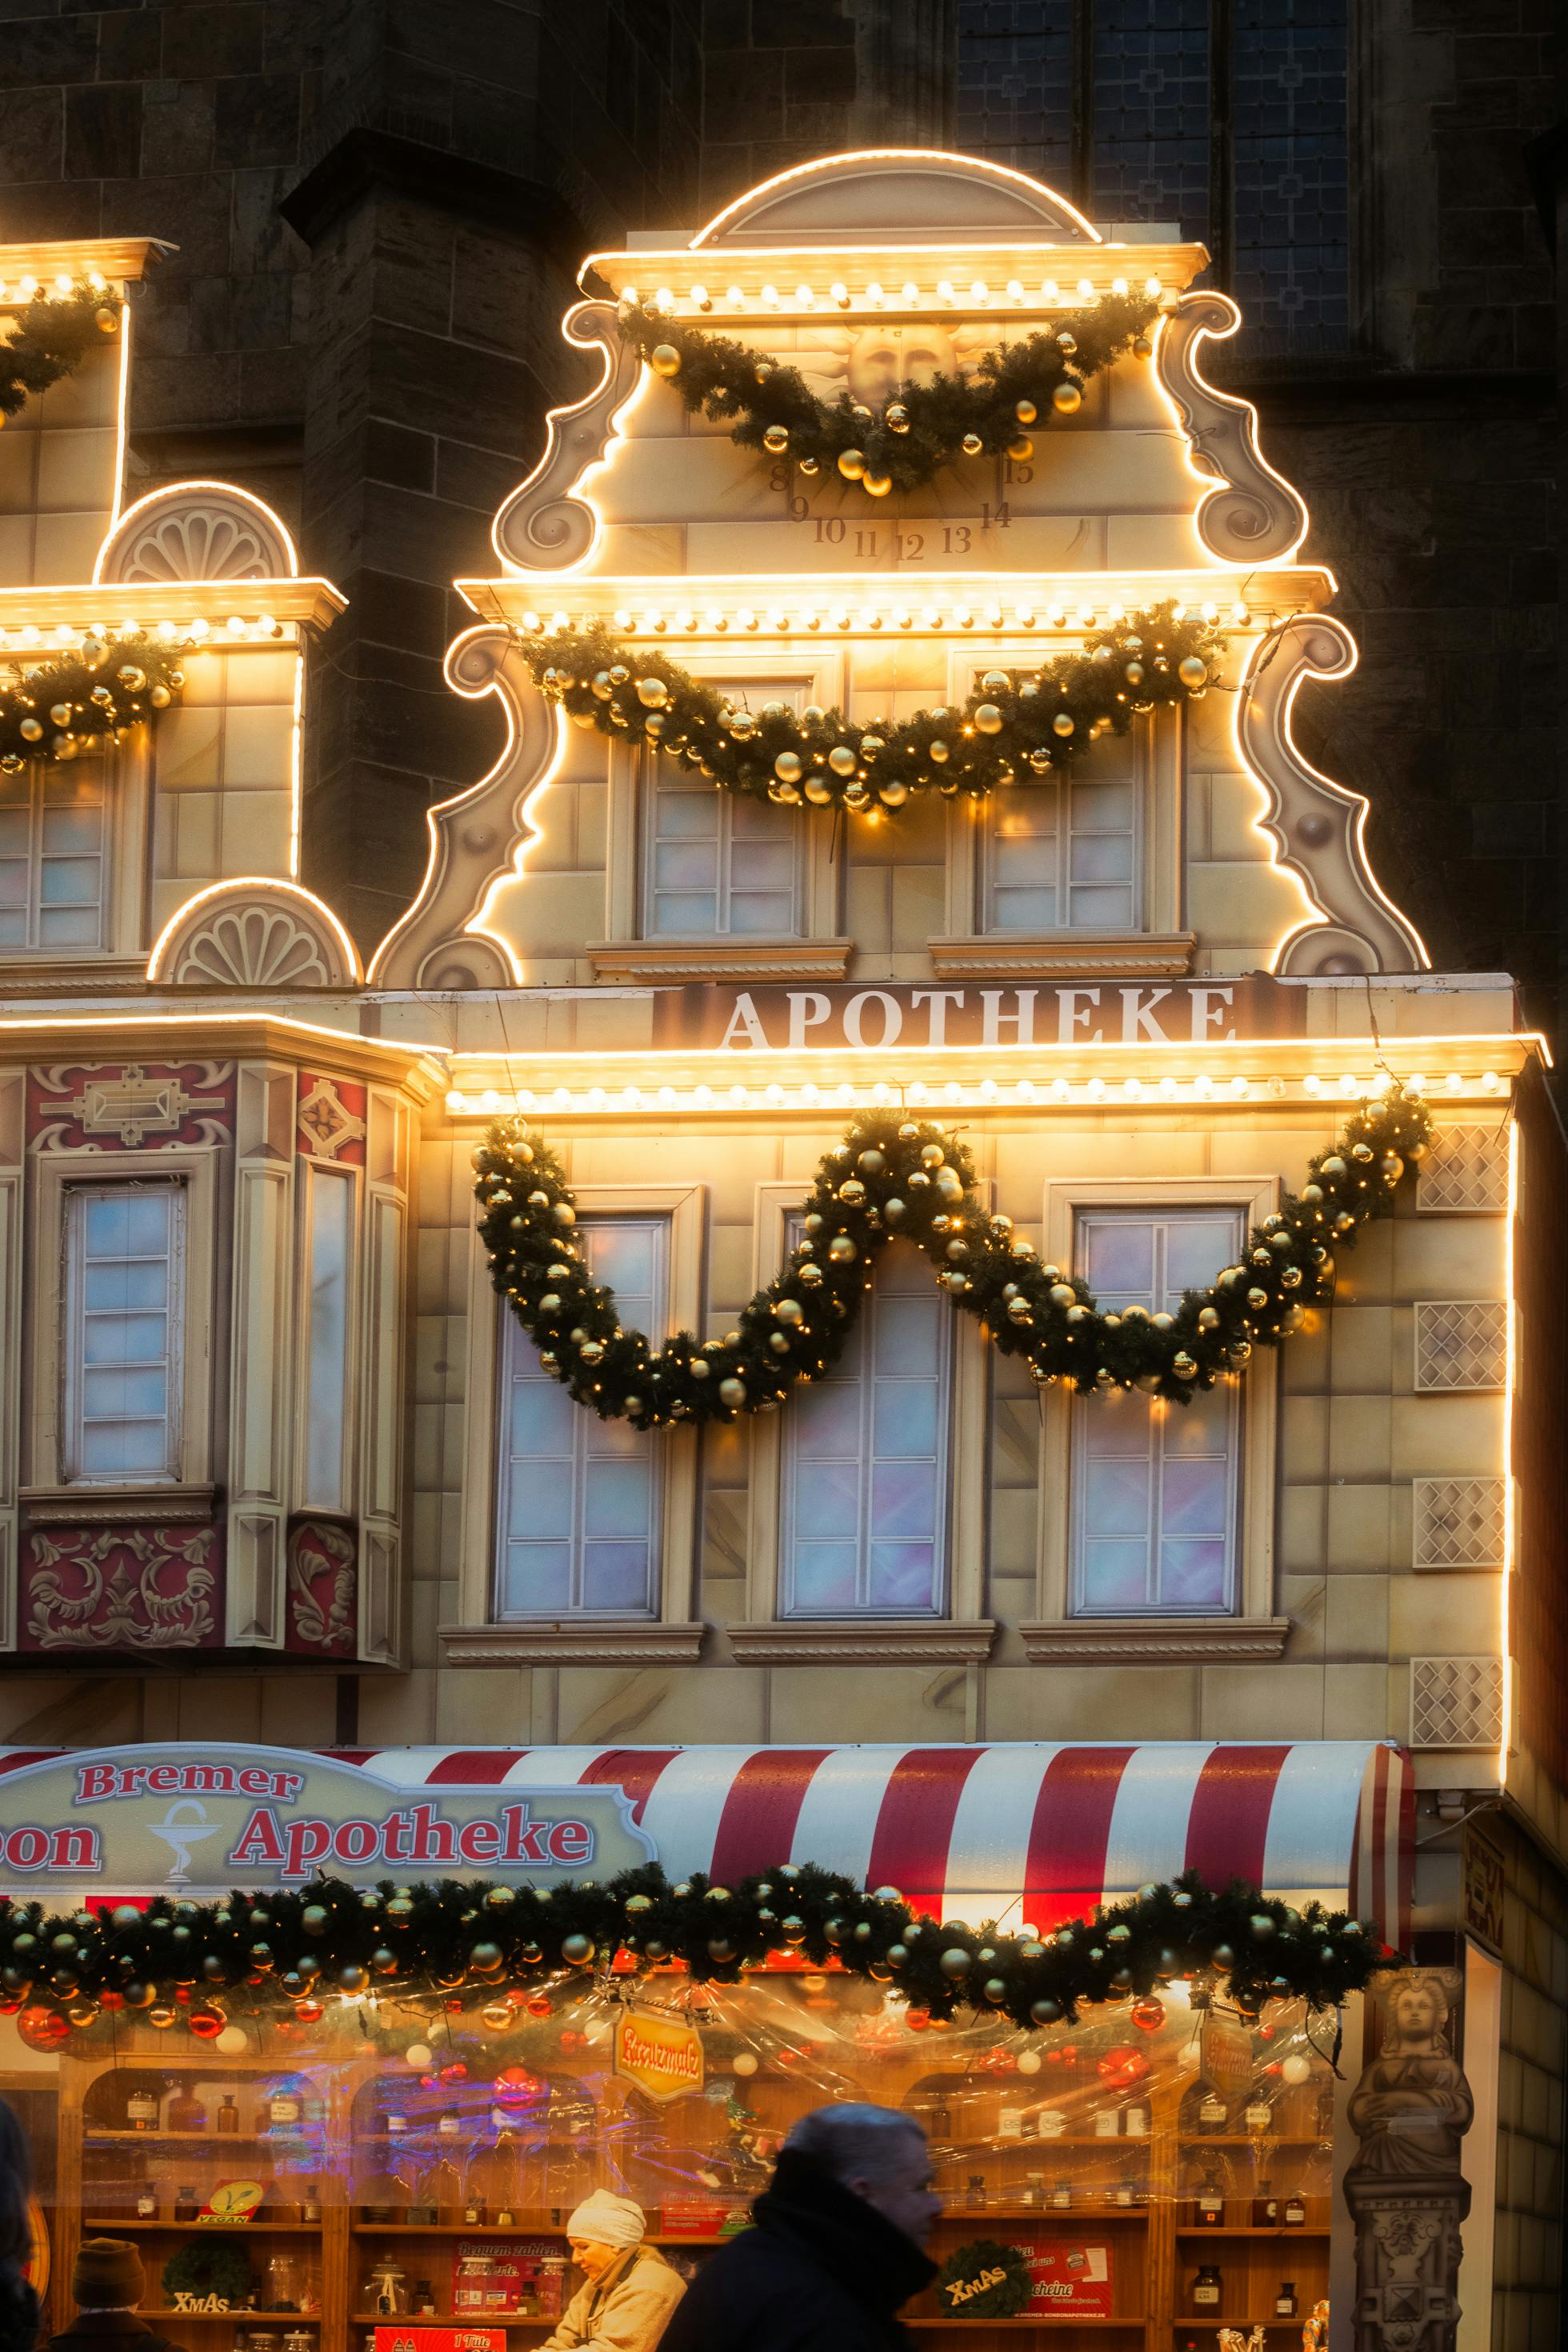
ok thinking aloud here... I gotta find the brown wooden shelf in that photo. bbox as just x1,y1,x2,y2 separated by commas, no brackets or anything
138,2318,319,2328
85,2220,323,2233
350,2224,734,2247
1175,2226,1328,2238
936,2205,1150,2221
86,2130,317,2145
1176,2135,1322,2147
351,2320,554,2331
906,2318,1148,2330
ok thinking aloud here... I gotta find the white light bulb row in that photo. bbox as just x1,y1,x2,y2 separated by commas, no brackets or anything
622,275,1164,317
0,614,283,654
446,1070,1503,1120
519,600,1251,640
0,270,110,302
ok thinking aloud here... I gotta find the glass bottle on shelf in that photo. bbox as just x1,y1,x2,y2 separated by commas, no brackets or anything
174,2185,199,2222
265,2255,301,2314
1191,2263,1223,2314
1190,2157,1226,2227
1284,2186,1307,2226
1253,2174,1279,2228
217,2092,242,2136
1242,2088,1272,2134
412,2283,438,2319
964,2176,986,2210
438,2110,465,2142
167,2084,208,2134
461,2187,486,2226
1182,2076,1229,2135
135,2183,158,2220
1112,2172,1136,2209
259,2082,303,2135
1024,2173,1045,2210
1276,2282,1298,2318
302,2183,322,2226
364,2260,408,2319
1050,2178,1072,2210
126,2085,159,2134
428,2151,463,2222
1123,2097,1150,2140
931,2098,953,2140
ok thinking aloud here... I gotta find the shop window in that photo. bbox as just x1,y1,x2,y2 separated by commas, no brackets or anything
62,1181,186,1483
642,774,804,938
0,763,106,952
982,774,1139,934
299,1164,355,1514
1070,1206,1242,1614
494,1217,668,1618
780,1234,953,1618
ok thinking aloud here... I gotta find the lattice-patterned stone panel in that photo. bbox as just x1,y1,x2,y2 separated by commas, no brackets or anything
1418,1125,1510,1214
1414,1301,1507,1392
1413,1477,1509,1570
1410,1656,1505,1750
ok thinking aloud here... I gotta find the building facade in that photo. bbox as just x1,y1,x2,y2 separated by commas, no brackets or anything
0,124,1562,2352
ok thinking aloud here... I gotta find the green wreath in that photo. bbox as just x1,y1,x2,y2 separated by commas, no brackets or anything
474,1088,1431,1429
936,2242,1034,2320
526,599,1222,817
2,283,118,422
161,2239,254,2309
0,634,186,774
615,294,1158,497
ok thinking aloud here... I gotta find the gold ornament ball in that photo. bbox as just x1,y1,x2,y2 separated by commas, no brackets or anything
1133,334,1153,358
798,456,820,477
802,775,834,806
863,470,892,497
878,779,909,808
1014,398,1037,424
827,745,857,776
635,676,668,707
886,402,910,434
650,343,682,378
762,424,789,454
827,1234,858,1263
18,718,42,742
94,306,117,334
1055,330,1078,354
718,1376,747,1408
1051,381,1082,415
774,750,803,783
49,702,72,727
973,702,1004,734
1178,655,1209,689
961,432,983,456
1124,661,1145,686
1007,434,1034,462
1052,712,1074,738
149,685,172,708
837,447,866,481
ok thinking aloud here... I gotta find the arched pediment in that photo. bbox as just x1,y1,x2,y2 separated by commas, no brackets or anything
97,482,298,586
149,880,362,990
690,150,1099,245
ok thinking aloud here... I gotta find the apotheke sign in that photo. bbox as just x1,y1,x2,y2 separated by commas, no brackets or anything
0,1744,653,1897
657,976,1291,1053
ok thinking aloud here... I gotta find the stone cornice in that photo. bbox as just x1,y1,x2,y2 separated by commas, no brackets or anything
1020,1615,1290,1663
725,1618,996,1663
439,1621,706,1665
0,1013,446,1096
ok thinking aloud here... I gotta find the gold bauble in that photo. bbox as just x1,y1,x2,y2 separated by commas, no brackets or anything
774,750,802,783
1051,712,1074,738
863,470,892,496
827,746,857,776
1055,330,1077,354
94,306,117,334
1051,381,1082,415
1014,398,1037,424
1006,434,1034,462
650,343,682,377
973,703,1003,734
1178,655,1209,688
762,424,789,454
837,448,866,480
961,432,983,456
1133,334,1153,358
802,776,834,806
886,402,910,433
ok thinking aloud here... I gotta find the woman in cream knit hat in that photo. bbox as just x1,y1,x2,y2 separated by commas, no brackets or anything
540,2192,684,2352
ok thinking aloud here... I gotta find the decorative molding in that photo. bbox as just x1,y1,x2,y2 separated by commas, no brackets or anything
724,1618,996,1663
368,630,558,990
33,1062,230,1150
21,1522,220,1651
97,482,298,586
587,939,854,985
1018,1614,1290,1663
441,1619,707,1666
1155,292,1309,562
1412,1477,1508,1572
1410,1656,1505,1749
929,932,1196,981
286,1518,357,1656
149,881,362,990
296,1076,366,1161
491,301,640,572
1238,615,1428,976
21,1483,217,1528
1414,1301,1507,1394
1417,1125,1509,1214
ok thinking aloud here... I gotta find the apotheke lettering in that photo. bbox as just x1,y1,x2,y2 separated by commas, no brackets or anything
655,978,1288,1054
230,1801,593,1881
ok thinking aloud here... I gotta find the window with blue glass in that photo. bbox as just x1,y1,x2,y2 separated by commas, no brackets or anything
954,0,1348,353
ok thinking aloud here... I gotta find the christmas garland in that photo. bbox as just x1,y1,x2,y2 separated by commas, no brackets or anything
0,1863,1394,2039
936,2242,1034,2321
474,1088,1431,1428
2,282,118,422
0,633,186,773
527,600,1223,816
617,294,1158,497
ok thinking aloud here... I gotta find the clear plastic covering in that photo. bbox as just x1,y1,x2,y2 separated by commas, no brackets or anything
1,1968,1338,2347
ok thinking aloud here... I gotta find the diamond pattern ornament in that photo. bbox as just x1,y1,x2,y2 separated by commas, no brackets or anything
1412,1477,1507,1570
1414,1301,1507,1392
1410,1657,1505,1749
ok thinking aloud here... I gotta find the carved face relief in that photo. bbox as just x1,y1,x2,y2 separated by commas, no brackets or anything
849,323,957,401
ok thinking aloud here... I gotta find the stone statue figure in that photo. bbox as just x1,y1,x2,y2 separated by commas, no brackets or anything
1343,1971,1473,2352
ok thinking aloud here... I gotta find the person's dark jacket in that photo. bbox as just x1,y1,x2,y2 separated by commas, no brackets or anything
0,2269,38,2352
45,2310,182,2352
658,2149,937,2352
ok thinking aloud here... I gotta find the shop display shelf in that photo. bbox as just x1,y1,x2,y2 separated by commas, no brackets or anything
351,2318,552,2330
83,2220,325,2234
938,2204,1150,2219
906,2316,1149,2329
1174,2226,1330,2238
1176,2135,1322,2147
86,2130,318,2145
136,2316,319,2327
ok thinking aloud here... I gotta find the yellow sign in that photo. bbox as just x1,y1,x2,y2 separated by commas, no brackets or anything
614,2008,705,2105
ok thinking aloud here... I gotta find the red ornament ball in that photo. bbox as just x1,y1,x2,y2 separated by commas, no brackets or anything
1096,2044,1151,2087
1130,1996,1166,2033
18,2005,70,2051
294,2001,324,2026
439,2062,469,2082
905,2010,930,2032
188,2004,227,2039
526,1994,552,2018
99,1990,125,2011
495,2066,543,2100
1256,2022,1277,2042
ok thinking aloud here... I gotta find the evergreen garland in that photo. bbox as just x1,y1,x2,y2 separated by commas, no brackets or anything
616,295,1158,497
936,2242,1035,2321
0,633,186,773
526,600,1224,817
0,1863,1395,2038
2,283,118,421
474,1089,1432,1429
160,2241,254,2307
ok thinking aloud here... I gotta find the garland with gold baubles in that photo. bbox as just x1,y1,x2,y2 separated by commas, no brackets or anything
617,294,1158,497
527,600,1222,817
0,633,186,774
0,1862,1394,2047
474,1089,1432,1430
2,280,119,422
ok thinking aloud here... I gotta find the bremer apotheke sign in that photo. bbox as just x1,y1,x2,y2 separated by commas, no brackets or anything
0,1745,653,1897
656,976,1292,1052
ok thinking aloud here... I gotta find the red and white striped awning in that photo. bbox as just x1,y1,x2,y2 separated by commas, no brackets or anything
0,1739,1410,1946
324,1739,1411,1946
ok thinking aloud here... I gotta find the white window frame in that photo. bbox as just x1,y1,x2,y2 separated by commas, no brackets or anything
640,766,810,943
0,758,109,954
26,1148,218,1500
446,1177,705,1661
1024,1172,1285,1661
978,767,1145,938
294,1158,359,1516
734,1178,994,1661
61,1179,186,1484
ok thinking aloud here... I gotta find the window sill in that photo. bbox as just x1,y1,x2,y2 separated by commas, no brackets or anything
1019,1615,1290,1664
929,933,1197,981
20,1482,217,1526
586,939,853,984
439,1619,706,1665
726,1618,996,1663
